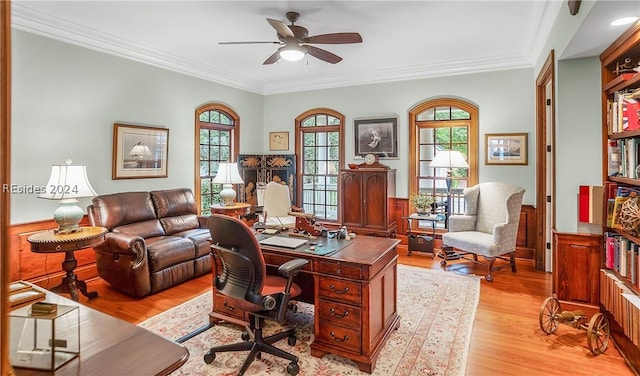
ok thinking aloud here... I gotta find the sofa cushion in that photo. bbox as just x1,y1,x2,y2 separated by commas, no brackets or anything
151,188,198,217
146,236,196,271
114,219,165,240
160,214,201,235
175,228,212,258
91,192,159,231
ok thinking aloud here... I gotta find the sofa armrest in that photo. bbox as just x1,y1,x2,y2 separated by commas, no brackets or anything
197,215,209,229
100,232,147,268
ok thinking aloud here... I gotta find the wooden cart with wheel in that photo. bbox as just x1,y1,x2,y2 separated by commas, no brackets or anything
538,297,610,355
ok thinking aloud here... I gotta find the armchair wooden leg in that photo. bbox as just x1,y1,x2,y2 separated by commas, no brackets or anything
510,252,517,272
484,256,496,282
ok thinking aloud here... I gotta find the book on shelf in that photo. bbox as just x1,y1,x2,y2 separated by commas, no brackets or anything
578,185,604,224
608,140,621,177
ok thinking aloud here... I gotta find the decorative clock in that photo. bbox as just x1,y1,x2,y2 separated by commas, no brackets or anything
357,153,389,169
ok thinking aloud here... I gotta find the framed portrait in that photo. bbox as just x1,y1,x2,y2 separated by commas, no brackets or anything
112,123,169,179
485,133,528,165
354,116,398,158
269,131,289,151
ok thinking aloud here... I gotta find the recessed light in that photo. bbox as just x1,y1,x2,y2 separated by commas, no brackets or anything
611,16,639,26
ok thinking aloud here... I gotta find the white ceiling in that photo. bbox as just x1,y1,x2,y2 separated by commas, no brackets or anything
10,1,640,95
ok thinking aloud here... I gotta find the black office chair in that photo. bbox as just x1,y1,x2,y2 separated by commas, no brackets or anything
204,214,308,376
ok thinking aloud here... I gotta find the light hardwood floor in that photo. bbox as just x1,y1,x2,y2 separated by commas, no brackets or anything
81,245,635,376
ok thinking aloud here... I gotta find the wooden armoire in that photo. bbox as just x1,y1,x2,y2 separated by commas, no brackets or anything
340,166,396,237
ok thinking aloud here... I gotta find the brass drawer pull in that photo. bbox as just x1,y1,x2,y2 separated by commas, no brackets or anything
330,332,349,342
223,301,235,311
330,284,349,294
330,308,349,318
336,268,342,274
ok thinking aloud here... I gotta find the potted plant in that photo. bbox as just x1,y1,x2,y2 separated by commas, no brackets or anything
411,193,434,214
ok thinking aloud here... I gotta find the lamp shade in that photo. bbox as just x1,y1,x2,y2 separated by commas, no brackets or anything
38,162,98,200
213,162,244,206
429,150,469,169
212,162,244,185
38,160,98,234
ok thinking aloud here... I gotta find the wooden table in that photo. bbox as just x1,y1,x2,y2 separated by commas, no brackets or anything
11,284,189,375
210,234,400,373
27,226,107,301
210,202,251,218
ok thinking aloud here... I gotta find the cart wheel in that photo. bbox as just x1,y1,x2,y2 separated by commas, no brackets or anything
587,313,609,355
539,297,561,334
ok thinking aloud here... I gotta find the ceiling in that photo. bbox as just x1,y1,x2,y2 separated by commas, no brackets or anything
10,1,640,95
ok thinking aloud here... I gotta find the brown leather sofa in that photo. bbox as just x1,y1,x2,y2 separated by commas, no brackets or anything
87,188,211,297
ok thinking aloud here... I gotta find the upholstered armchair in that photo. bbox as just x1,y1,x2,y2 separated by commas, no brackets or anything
441,182,525,282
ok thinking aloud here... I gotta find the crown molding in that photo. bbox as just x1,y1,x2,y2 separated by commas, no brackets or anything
11,3,536,96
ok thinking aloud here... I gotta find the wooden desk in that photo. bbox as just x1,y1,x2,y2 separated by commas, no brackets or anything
11,285,189,375
210,235,400,373
27,227,107,301
210,202,251,218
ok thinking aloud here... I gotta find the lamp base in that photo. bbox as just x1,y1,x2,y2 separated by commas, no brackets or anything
53,199,84,234
219,184,237,207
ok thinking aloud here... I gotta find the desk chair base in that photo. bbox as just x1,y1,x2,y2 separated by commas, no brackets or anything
440,246,516,282
203,315,300,376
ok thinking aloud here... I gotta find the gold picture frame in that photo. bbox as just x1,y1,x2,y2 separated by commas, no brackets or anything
112,123,169,179
269,131,289,151
485,133,528,165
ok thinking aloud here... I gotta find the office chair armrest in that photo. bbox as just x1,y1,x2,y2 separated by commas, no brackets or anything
278,258,309,278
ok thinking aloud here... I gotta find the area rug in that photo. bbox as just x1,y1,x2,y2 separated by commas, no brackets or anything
139,265,480,376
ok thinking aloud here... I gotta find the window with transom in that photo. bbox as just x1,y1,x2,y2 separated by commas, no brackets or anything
409,99,478,229
195,104,239,214
295,109,345,221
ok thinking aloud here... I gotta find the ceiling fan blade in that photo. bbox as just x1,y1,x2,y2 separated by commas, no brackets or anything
306,32,363,44
263,51,280,65
219,41,281,45
305,45,343,64
267,18,294,38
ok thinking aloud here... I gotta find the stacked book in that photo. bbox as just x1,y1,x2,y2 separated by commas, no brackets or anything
607,88,640,134
9,281,45,310
600,270,640,348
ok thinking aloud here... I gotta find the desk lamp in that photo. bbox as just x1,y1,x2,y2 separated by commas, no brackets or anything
38,160,98,234
213,162,244,206
429,150,469,225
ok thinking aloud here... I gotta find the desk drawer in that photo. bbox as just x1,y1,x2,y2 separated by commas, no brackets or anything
318,277,361,305
317,261,362,279
316,323,361,354
263,253,313,272
317,299,361,329
213,291,245,321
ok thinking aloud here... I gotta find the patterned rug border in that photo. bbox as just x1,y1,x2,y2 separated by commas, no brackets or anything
140,265,481,376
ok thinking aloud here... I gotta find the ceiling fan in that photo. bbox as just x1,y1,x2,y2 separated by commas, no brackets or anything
219,11,363,65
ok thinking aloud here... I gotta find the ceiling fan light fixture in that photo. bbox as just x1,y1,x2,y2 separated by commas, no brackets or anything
279,45,305,61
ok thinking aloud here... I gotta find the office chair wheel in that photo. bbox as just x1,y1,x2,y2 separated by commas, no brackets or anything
288,302,298,313
203,350,216,364
241,331,251,341
287,334,297,346
287,361,299,376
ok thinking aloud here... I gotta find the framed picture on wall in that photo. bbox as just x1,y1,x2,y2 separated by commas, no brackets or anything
112,123,169,179
269,131,289,151
354,116,398,158
485,133,528,165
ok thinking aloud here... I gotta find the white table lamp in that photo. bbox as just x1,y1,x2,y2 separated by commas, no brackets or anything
213,162,244,206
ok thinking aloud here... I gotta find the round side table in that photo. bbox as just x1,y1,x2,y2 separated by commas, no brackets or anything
28,226,107,301
210,202,251,218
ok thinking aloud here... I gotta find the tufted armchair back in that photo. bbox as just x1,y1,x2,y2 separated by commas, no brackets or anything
463,182,524,237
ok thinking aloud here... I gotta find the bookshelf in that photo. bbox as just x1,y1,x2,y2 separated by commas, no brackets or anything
601,21,640,375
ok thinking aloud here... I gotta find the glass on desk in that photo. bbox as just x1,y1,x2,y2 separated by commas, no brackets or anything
9,304,80,371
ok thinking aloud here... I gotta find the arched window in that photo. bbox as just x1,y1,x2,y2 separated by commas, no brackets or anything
194,103,240,214
295,108,344,221
409,98,478,229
